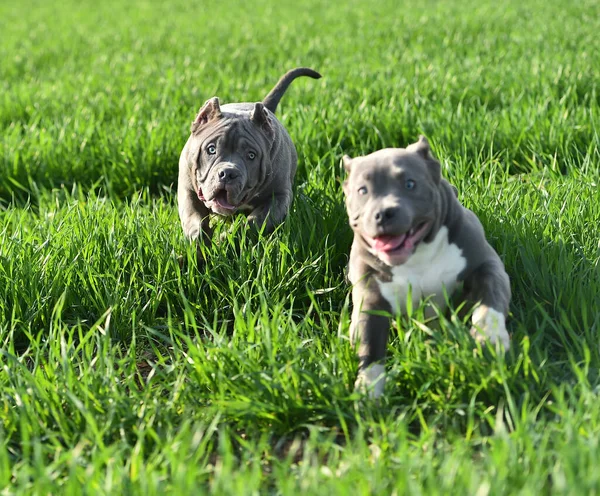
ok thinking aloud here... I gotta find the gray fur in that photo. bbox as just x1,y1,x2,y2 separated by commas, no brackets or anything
343,136,511,398
177,68,321,241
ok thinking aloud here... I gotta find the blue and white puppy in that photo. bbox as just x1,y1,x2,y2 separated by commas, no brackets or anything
342,136,511,398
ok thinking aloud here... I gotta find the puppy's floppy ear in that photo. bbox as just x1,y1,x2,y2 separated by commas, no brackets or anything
250,102,274,138
406,135,431,155
342,155,353,172
406,135,440,184
341,155,354,197
191,97,222,134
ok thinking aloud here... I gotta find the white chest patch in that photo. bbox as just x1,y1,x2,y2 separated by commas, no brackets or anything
378,226,467,315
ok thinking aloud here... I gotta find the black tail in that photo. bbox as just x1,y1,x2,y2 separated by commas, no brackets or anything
262,67,322,113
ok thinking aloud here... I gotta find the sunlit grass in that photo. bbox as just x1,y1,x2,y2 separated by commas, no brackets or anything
1,0,600,492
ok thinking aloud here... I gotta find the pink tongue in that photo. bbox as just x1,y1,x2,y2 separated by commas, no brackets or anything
372,234,407,252
214,193,235,210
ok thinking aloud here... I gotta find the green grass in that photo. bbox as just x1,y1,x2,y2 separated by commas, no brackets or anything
1,0,600,493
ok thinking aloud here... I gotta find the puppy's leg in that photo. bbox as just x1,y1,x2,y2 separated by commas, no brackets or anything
247,190,292,234
350,283,390,399
177,186,213,269
178,187,212,242
463,259,511,350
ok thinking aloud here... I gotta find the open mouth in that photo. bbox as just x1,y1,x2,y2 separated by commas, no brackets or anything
211,189,236,211
367,221,431,257
198,187,237,212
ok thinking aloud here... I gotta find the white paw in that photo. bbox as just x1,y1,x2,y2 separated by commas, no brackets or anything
470,306,510,350
354,364,386,399
183,226,200,241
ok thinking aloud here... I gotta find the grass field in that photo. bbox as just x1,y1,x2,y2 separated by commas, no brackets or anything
1,0,600,493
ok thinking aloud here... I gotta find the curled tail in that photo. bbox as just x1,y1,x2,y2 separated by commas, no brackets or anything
262,67,322,113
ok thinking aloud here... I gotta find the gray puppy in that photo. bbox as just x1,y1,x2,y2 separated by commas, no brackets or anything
178,67,321,242
343,136,511,398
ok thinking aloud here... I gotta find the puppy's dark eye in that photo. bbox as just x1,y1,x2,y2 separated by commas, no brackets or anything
207,143,216,155
247,151,256,160
405,179,416,190
358,186,368,195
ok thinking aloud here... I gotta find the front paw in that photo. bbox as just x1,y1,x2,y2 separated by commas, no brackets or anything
470,305,510,350
354,364,386,399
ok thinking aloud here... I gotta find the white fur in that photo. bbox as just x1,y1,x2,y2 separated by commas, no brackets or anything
470,306,510,350
377,226,467,315
354,364,386,399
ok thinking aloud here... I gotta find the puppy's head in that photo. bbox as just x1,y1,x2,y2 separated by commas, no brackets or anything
186,97,274,216
343,136,443,266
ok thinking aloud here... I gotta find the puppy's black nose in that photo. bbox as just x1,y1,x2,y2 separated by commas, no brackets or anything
218,168,239,182
374,207,396,225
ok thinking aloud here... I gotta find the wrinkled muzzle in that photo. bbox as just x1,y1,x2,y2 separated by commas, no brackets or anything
356,198,414,239
197,162,249,215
